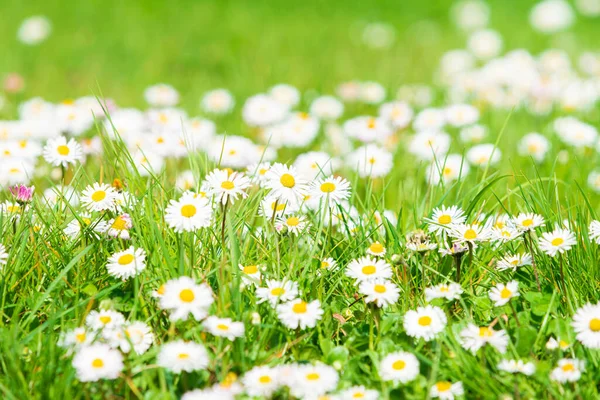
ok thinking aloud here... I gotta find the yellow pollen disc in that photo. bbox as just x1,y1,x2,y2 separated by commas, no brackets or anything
19,140,28,148
111,216,128,231
392,360,406,370
9,168,20,173
418,316,432,326
436,381,452,392
180,204,197,218
75,333,86,343
479,327,493,337
217,324,229,331
510,259,519,265
271,202,286,211
500,288,512,299
292,301,307,314
369,242,384,253
464,229,477,240
374,284,387,293
228,149,237,155
259,375,271,384
321,261,329,269
562,363,575,372
270,287,285,296
57,145,70,156
443,167,453,176
501,230,511,237
368,157,376,165
159,114,168,123
306,372,320,381
559,340,568,348
157,137,165,144
438,215,452,224
495,221,505,229
179,289,195,303
118,254,134,265
280,173,296,188
7,205,20,213
320,182,336,193
589,318,600,332
259,168,268,175
440,286,449,292
367,118,376,129
157,285,165,295
243,265,258,274
91,191,106,202
99,316,112,324
287,217,300,226
178,353,189,359
362,265,376,275
551,238,564,246
221,372,237,388
353,394,365,399
91,358,104,368
522,219,533,227
221,181,235,190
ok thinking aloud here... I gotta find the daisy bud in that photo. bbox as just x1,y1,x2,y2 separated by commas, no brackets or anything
251,312,261,325
9,184,34,204
333,361,343,370
390,254,403,265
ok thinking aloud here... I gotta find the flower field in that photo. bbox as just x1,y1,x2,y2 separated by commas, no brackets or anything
1,0,600,399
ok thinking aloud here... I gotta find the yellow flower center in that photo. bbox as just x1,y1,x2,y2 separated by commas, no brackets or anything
118,254,134,265
217,324,229,331
179,289,195,303
368,157,376,165
374,284,387,293
287,217,300,226
440,286,449,292
418,316,432,326
522,219,533,227
280,173,296,188
464,229,477,240
321,261,330,269
157,285,165,295
306,372,320,381
589,318,600,332
91,191,106,202
500,288,512,299
178,353,189,359
436,381,452,392
367,118,376,129
259,375,271,384
320,182,336,193
442,167,453,176
551,238,564,246
57,145,70,156
221,181,235,190
369,242,384,253
180,204,197,218
479,327,493,337
353,393,365,399
111,216,128,230
292,301,307,314
75,332,86,343
559,340,569,349
362,265,376,275
561,363,575,372
271,287,285,296
91,358,104,368
99,316,111,324
259,168,268,175
438,215,452,224
243,265,258,274
392,360,406,370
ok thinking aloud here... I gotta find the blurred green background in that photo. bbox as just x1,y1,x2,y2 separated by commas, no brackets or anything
1,0,598,109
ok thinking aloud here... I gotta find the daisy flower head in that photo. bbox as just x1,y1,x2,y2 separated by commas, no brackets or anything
491,226,522,243
242,94,287,127
264,163,309,207
513,213,545,231
288,363,339,399
344,116,392,143
203,316,245,341
276,298,323,329
247,162,272,185
144,83,179,107
260,195,298,219
425,154,470,185
546,336,570,350
58,327,92,350
348,144,393,178
339,386,379,400
43,136,84,167
158,276,214,321
319,257,337,272
359,278,400,308
310,95,344,121
550,358,585,383
466,143,501,167
81,183,118,212
104,321,154,355
496,253,532,271
17,16,52,45
438,242,469,257
426,205,466,234
366,241,386,257
346,256,392,283
408,130,451,161
588,220,600,244
379,351,420,383
406,240,438,253
238,264,262,286
72,344,123,382
430,381,464,399
201,88,235,114
425,282,463,302
106,246,146,280
204,168,251,205
572,302,600,349
275,214,309,235
403,305,447,341
310,175,351,205
85,309,125,331
256,279,299,307
106,213,133,239
460,324,509,354
449,223,491,243
165,192,213,233
489,280,519,307
538,227,576,257
379,101,413,129
518,132,551,162
497,359,536,376
242,365,281,398
445,103,479,127
157,340,209,374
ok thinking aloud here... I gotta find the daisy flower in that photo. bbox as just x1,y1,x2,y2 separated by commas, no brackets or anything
105,321,154,355
201,88,235,115
366,241,386,257
319,257,337,271
275,214,309,235
571,302,600,349
426,206,466,234
425,154,470,185
488,280,519,307
347,144,393,178
588,220,600,244
512,213,545,231
438,242,469,257
260,195,298,219
203,316,245,341
158,276,214,321
379,351,420,383
406,241,438,252
106,246,146,280
72,344,123,382
403,305,447,341
346,256,392,283
247,162,272,185
204,169,251,205
58,327,92,350
497,359,536,376
288,364,339,399
491,226,522,242
546,336,570,350
165,193,213,232
550,358,585,383
256,279,299,306
339,386,379,400
105,214,133,239
157,340,209,373
430,381,464,399
459,324,509,354
276,298,323,329
42,136,84,167
0,244,8,267
538,227,576,257
359,278,400,308
264,163,309,206
81,183,118,212
496,253,532,271
242,366,281,398
310,175,351,205
85,309,125,331
144,83,179,107
425,282,463,302
239,264,262,286
448,223,492,243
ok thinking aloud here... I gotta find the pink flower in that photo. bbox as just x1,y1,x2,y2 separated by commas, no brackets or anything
9,184,35,204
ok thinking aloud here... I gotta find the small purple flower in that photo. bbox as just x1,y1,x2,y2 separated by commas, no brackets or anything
9,184,35,204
